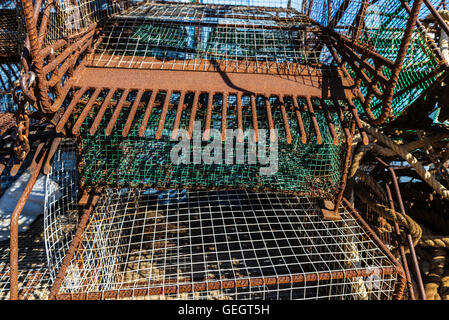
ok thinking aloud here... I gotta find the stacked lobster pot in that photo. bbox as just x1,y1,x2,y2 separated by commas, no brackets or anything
7,0,444,300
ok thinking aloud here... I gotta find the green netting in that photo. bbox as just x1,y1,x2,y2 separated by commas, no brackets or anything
352,27,438,119
74,95,348,197
337,0,439,120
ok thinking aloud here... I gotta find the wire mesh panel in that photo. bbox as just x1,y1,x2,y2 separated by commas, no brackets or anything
0,214,52,300
50,188,403,300
0,0,23,61
43,140,79,281
0,1,22,111
88,1,334,75
41,0,127,47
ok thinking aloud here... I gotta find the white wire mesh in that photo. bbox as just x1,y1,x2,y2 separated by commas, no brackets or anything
42,0,127,47
87,1,334,74
43,139,79,281
53,188,400,300
0,214,52,300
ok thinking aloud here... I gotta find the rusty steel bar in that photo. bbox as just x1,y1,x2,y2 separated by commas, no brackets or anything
335,102,352,143
375,157,427,300
10,145,49,300
279,96,292,144
332,122,353,217
139,90,158,137
221,93,228,142
45,33,94,88
37,0,53,47
156,90,172,139
43,137,62,175
56,87,88,133
236,92,244,143
346,100,369,145
352,0,369,41
72,88,102,135
250,95,259,143
90,88,116,135
292,96,307,144
187,91,200,139
54,266,400,300
20,0,52,112
49,194,100,300
122,89,144,137
330,31,395,68
342,198,406,300
305,96,322,145
321,99,339,146
385,183,416,300
264,95,276,143
374,0,425,125
106,89,130,136
172,91,187,140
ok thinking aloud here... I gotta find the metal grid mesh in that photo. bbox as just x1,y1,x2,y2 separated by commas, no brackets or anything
43,140,79,281
0,214,52,300
74,94,347,196
54,188,400,300
87,1,334,74
42,0,125,47
0,0,22,60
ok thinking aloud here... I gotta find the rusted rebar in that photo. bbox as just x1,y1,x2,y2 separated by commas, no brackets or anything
48,194,100,300
385,183,416,300
375,157,427,300
10,144,48,300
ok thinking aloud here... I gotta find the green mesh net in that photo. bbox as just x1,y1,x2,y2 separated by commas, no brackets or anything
341,0,439,120
73,94,348,197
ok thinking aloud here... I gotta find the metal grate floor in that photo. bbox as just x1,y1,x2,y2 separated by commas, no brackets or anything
55,189,403,300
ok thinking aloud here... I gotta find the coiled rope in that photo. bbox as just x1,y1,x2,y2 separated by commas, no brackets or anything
364,126,449,200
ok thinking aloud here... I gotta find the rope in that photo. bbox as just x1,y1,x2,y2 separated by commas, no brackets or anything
419,235,449,248
349,143,372,178
354,188,422,246
371,133,449,158
441,273,449,300
364,126,449,200
425,248,446,300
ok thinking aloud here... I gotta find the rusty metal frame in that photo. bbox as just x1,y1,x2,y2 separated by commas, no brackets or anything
9,143,48,300
17,0,437,126
10,0,432,300
47,193,100,300
7,135,64,300
326,0,427,125
375,157,427,300
384,183,416,300
19,0,99,114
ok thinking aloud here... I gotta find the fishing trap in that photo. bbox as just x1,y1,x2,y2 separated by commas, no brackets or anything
7,0,445,300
